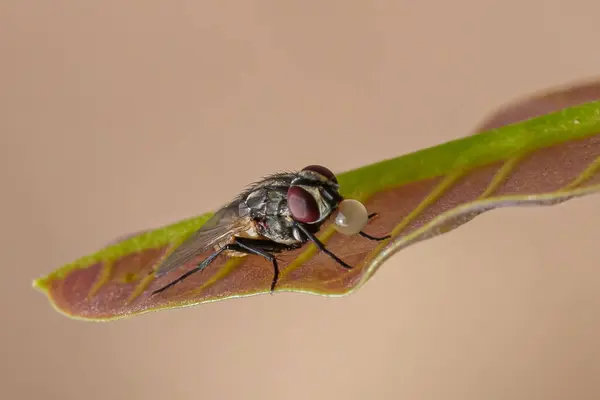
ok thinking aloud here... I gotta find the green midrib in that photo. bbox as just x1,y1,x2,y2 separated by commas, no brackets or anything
32,100,600,290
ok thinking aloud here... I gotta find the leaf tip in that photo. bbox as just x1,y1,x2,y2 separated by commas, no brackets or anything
32,275,50,293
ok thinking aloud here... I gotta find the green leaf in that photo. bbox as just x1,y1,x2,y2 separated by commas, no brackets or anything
32,81,600,321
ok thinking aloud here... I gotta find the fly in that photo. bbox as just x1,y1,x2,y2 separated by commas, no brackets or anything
151,164,390,296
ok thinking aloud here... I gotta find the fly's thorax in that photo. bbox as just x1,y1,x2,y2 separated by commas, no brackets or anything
254,214,300,245
238,201,251,218
236,184,302,246
243,186,288,217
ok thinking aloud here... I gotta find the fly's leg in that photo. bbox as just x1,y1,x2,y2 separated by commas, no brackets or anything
358,231,390,241
358,212,391,241
294,214,391,271
234,237,297,293
294,222,353,270
151,237,296,296
151,244,234,296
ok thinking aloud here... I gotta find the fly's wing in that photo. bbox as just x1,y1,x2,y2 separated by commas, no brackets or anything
154,201,251,277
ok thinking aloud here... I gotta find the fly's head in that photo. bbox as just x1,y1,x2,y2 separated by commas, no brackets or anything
287,165,342,227
287,164,373,239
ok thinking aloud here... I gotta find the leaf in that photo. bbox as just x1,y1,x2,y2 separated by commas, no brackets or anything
33,80,600,321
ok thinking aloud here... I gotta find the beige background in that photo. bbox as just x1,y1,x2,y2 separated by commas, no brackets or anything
2,1,600,399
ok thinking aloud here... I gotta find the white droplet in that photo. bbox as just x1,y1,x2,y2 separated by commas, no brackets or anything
334,199,369,236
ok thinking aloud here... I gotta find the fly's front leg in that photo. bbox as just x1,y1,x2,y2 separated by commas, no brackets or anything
294,222,353,270
358,212,391,241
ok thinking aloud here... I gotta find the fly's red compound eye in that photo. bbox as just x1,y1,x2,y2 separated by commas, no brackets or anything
287,186,320,223
302,165,338,184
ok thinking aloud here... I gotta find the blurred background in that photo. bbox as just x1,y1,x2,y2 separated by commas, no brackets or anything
2,1,600,399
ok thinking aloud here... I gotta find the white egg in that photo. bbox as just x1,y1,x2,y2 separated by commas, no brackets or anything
333,199,369,236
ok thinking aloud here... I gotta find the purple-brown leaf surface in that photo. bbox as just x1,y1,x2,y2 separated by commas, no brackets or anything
34,79,600,320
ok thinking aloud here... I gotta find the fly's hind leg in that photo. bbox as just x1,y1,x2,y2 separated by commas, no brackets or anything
151,237,297,296
151,243,233,296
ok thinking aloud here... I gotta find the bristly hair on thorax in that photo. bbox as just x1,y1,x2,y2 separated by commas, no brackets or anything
227,169,301,205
